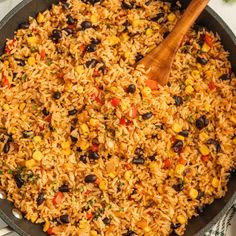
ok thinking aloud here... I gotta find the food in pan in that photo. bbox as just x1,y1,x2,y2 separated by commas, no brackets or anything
0,0,235,235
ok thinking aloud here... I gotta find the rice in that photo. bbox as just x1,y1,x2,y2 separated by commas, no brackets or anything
0,0,235,235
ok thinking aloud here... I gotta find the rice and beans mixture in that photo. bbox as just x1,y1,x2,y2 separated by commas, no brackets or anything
0,0,236,235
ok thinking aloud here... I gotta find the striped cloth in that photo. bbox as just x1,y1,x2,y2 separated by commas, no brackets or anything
205,203,236,236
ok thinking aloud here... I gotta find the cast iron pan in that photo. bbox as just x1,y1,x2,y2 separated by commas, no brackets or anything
0,1,235,236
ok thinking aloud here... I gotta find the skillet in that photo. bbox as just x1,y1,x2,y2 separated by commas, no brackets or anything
0,0,235,235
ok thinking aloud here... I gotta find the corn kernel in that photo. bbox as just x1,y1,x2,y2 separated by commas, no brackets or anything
19,103,26,111
27,36,37,46
75,65,84,75
202,42,211,52
3,104,10,111
80,123,89,136
167,13,176,22
176,135,185,141
146,28,153,36
3,60,9,66
37,12,44,24
143,226,151,233
132,19,143,28
230,116,236,124
33,136,42,143
120,101,128,112
106,36,120,46
77,86,84,94
90,230,98,236
204,103,211,112
212,177,219,188
124,170,132,181
28,56,36,66
108,172,116,178
33,150,43,161
121,33,129,42
99,181,107,191
89,118,98,127
142,87,152,97
199,132,209,141
185,75,194,85
25,159,36,168
43,221,50,232
91,14,98,24
233,137,236,144
199,145,210,156
177,215,187,224
157,185,163,194
189,188,198,199
125,51,132,59
175,164,185,175
79,140,90,151
163,5,169,11
61,141,70,149
172,123,182,133
79,219,88,229
149,162,158,169
31,213,38,223
185,85,194,94
62,149,72,156
153,24,160,30
191,70,200,79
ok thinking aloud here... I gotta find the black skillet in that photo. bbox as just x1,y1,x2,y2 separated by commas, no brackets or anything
0,0,235,235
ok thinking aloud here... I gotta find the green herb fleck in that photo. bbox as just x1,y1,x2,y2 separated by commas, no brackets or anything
47,58,52,66
22,74,27,81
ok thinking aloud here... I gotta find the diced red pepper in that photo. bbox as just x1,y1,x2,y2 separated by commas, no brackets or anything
47,228,54,235
2,77,10,88
111,98,120,107
204,34,214,48
145,79,158,90
120,117,127,125
201,155,209,162
208,81,216,91
128,106,137,118
91,144,99,152
91,88,104,105
67,24,76,29
178,157,186,165
79,44,86,53
40,49,46,60
86,212,93,220
52,192,63,205
163,158,172,169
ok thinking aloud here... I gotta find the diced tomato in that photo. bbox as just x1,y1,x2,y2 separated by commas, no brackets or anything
145,79,158,90
208,81,216,91
67,24,76,29
163,158,172,169
201,155,209,162
40,49,46,60
91,144,99,152
2,77,10,88
111,98,120,107
45,115,52,122
120,117,127,125
86,212,93,220
52,192,63,205
124,163,132,170
93,69,100,77
47,228,54,235
39,125,45,131
79,44,86,53
57,72,64,79
204,34,214,47
178,157,186,165
128,106,137,118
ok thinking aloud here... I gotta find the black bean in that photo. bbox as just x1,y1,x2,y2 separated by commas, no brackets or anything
134,147,143,156
163,31,170,39
51,29,62,43
131,188,137,195
67,15,76,25
49,124,55,132
59,184,70,192
61,0,70,9
88,151,100,160
195,115,209,130
219,74,230,81
13,173,25,188
53,91,61,100
149,155,156,161
82,0,101,5
197,205,206,214
179,130,189,137
7,134,14,143
60,214,70,223
122,230,137,236
145,0,151,6
121,1,134,9
171,223,181,229
207,139,221,153
142,112,153,120
122,20,130,31
42,107,49,116
68,109,77,116
86,43,97,52
81,20,93,30
63,28,74,35
172,183,184,192
85,174,97,183
135,54,144,63
172,140,184,153
22,131,33,138
16,59,26,66
91,38,101,45
173,95,183,106
36,192,45,206
76,147,82,152
132,157,145,165
19,22,30,29
196,56,208,65
196,191,204,200
79,155,87,163
70,136,78,142
127,84,136,94
151,13,165,21
102,217,111,225
170,2,181,11
3,142,10,153
85,59,98,68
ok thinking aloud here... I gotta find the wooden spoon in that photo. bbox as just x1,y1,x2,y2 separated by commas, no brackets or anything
138,0,210,86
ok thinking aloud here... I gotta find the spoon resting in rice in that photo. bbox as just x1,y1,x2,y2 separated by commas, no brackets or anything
138,0,210,86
